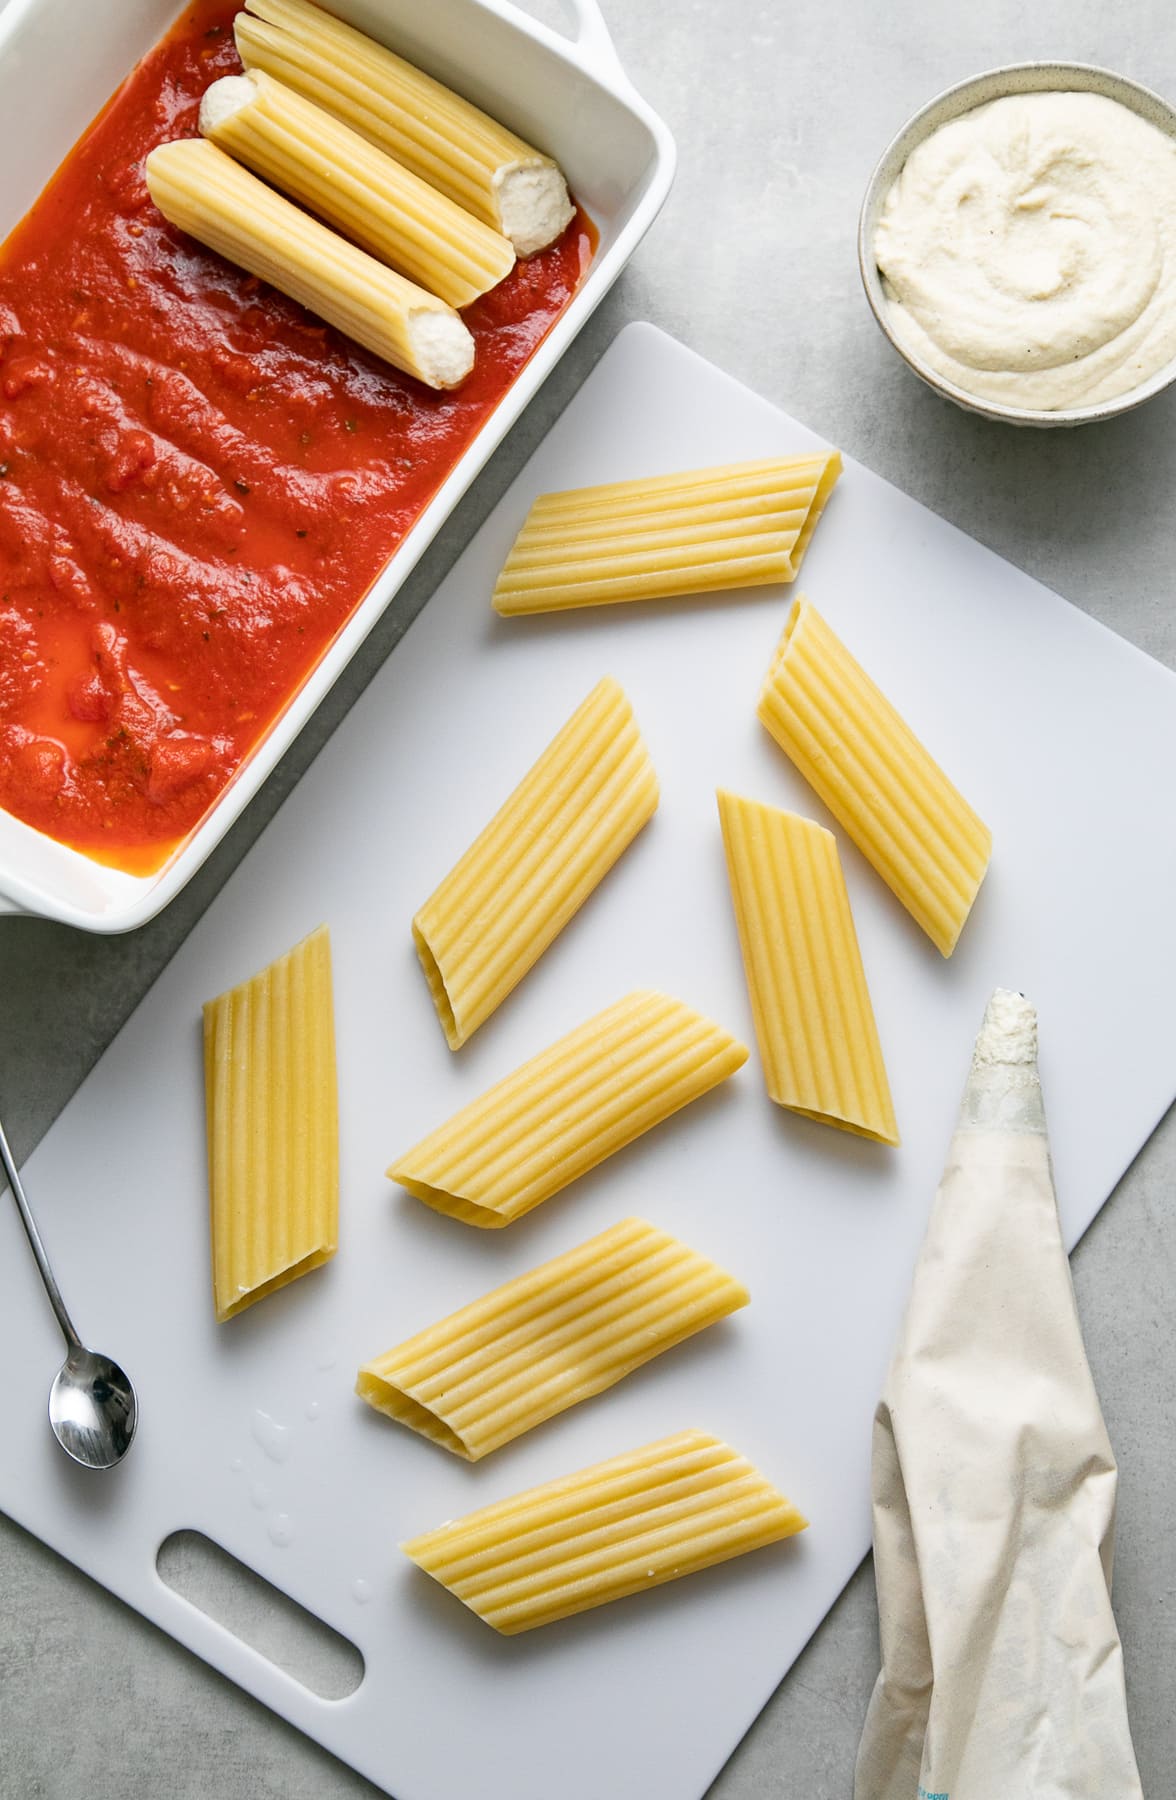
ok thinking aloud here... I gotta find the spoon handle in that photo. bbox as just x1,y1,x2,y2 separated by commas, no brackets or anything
0,1110,82,1351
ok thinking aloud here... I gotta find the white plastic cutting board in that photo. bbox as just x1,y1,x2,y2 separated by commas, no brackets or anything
3,323,1176,1800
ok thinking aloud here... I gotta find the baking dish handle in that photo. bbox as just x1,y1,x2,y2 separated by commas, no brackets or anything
568,0,629,87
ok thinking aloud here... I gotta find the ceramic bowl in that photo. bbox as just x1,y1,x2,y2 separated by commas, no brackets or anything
858,62,1176,428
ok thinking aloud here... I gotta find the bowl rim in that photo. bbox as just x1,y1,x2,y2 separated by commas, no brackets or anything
857,60,1176,427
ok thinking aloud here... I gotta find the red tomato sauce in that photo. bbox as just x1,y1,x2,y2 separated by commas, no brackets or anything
0,0,594,873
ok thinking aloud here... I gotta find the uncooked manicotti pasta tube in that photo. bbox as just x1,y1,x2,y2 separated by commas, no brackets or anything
412,678,658,1049
356,1217,749,1457
492,454,841,614
203,924,338,1322
757,597,991,955
389,991,747,1225
401,1430,807,1633
855,991,1143,1800
717,792,898,1143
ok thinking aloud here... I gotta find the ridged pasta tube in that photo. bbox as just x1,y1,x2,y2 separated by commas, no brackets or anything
236,0,575,256
717,793,899,1143
357,1217,749,1456
401,1429,808,1633
492,454,842,614
388,992,748,1227
203,924,338,1322
199,71,515,310
144,139,474,388
757,598,992,956
412,678,658,1049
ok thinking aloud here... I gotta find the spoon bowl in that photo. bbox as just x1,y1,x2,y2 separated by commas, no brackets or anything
1,1108,138,1470
49,1348,138,1470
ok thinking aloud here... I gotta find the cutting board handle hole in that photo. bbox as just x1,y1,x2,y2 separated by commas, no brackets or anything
156,1529,365,1700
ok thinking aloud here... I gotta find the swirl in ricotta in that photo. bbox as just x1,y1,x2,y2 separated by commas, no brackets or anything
875,90,1176,409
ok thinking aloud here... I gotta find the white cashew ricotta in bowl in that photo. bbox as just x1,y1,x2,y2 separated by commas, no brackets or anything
874,90,1176,410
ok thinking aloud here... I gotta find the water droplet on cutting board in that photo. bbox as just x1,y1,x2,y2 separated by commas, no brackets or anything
304,1399,321,1423
351,1579,373,1605
229,1456,243,1473
315,1349,337,1372
251,1408,292,1463
268,1513,294,1548
250,1481,271,1511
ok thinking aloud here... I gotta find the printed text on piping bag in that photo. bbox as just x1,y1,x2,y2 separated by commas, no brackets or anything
854,989,1143,1800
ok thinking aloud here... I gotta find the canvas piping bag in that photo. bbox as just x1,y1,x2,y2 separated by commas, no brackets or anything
854,989,1143,1800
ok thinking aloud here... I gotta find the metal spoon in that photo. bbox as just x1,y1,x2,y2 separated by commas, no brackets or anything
0,1108,137,1469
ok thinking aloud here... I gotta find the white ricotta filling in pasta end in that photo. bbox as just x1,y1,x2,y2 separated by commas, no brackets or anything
199,73,258,136
495,161,575,257
409,309,476,388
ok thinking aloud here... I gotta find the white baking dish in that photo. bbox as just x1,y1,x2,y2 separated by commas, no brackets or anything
0,0,674,929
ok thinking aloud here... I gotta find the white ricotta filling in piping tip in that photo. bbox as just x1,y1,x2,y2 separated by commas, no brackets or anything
957,988,1043,1134
973,987,1037,1067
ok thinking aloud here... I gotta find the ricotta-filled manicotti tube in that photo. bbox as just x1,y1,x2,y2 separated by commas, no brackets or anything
855,990,1142,1800
235,0,574,257
145,140,475,389
199,72,515,310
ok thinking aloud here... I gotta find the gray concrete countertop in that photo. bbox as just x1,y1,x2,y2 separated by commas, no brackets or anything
2,1,1173,1795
